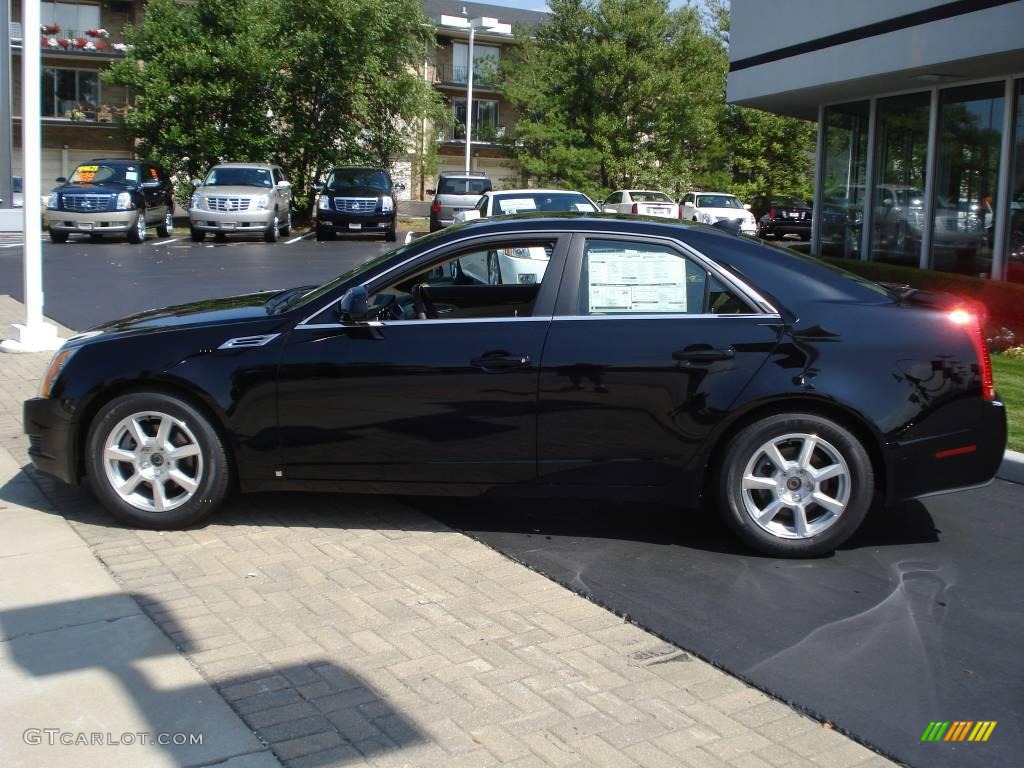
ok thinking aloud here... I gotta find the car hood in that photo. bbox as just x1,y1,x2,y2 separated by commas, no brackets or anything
90,291,280,334
196,185,273,198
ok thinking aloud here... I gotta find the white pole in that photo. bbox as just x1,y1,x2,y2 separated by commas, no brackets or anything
1,0,61,352
464,24,475,174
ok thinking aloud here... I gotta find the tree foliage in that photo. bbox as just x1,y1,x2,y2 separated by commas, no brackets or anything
106,0,443,210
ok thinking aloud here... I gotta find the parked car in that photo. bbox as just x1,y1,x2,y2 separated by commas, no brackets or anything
452,189,598,284
680,192,757,235
749,194,812,240
315,167,399,242
189,163,292,243
0,176,23,208
602,190,680,219
46,159,174,244
428,171,492,231
23,215,1005,557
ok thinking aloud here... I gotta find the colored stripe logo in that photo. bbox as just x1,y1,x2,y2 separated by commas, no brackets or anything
921,721,996,742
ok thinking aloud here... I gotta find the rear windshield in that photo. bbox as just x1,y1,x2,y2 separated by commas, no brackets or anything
204,167,273,188
438,177,491,195
696,194,742,209
493,192,597,215
630,191,672,203
326,169,389,192
770,196,808,207
68,164,139,186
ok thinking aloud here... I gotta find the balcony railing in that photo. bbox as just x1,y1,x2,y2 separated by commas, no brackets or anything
38,27,129,54
442,124,505,144
42,103,132,123
433,63,497,88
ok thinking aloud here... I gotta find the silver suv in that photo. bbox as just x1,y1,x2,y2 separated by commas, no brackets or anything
428,172,492,231
189,163,292,243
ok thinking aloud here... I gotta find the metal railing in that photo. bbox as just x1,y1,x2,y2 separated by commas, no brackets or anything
433,62,497,87
441,124,505,144
38,27,128,53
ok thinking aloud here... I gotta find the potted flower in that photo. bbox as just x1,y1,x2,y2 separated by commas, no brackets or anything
94,40,108,51
67,107,85,121
57,38,71,49
72,37,87,49
40,23,60,35
85,28,109,39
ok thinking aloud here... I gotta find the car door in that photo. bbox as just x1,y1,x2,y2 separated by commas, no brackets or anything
537,233,782,488
275,232,570,486
273,167,291,212
140,164,164,222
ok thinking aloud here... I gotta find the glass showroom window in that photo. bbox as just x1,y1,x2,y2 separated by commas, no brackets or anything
1008,79,1024,284
931,82,1005,278
871,92,930,267
819,101,868,259
42,68,100,118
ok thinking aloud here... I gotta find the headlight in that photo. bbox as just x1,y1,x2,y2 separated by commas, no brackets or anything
506,247,532,259
254,195,269,211
318,195,330,211
381,196,394,213
190,194,201,210
39,346,78,398
115,192,133,210
702,213,712,224
47,192,59,209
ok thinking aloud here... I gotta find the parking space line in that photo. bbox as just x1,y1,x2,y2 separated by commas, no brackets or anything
286,232,315,245
153,238,181,246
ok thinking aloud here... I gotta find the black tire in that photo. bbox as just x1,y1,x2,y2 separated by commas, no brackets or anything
717,413,873,557
214,232,228,242
49,229,68,244
86,392,231,529
127,209,146,244
89,233,104,243
280,209,291,237
264,214,279,243
486,251,503,285
156,209,173,238
385,223,397,242
315,228,335,241
799,232,811,242
190,227,205,242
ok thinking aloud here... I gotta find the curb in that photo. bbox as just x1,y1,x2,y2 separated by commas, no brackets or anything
997,449,1024,484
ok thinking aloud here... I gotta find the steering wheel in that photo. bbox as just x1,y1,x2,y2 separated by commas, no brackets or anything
410,283,437,320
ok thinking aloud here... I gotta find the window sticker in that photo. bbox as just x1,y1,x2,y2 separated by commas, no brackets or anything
77,165,99,172
587,248,687,313
497,198,537,214
125,169,139,182
575,202,596,212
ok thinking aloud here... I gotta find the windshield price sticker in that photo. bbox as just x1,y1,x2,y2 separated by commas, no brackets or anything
125,170,139,182
587,249,687,313
498,198,538,214
77,165,99,172
575,202,595,212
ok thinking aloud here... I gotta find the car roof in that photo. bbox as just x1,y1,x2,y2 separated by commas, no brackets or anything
489,189,588,196
621,189,670,194
211,162,277,169
439,171,489,178
83,158,145,166
690,191,736,197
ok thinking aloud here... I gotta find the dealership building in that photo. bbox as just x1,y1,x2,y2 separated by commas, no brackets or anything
728,0,1024,282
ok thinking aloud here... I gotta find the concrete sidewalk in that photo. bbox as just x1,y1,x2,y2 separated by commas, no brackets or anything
0,295,893,768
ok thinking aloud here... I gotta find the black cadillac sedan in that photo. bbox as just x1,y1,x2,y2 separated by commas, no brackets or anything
24,215,1006,557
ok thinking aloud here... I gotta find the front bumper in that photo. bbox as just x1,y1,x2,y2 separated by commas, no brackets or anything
48,210,136,234
24,397,78,485
189,208,275,233
317,210,395,233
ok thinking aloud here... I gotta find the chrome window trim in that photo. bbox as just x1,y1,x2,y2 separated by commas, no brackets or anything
293,227,780,329
296,316,552,330
552,313,781,321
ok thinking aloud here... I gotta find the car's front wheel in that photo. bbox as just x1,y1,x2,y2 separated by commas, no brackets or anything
265,215,279,243
86,392,230,529
280,209,291,237
190,227,205,242
718,413,873,557
128,209,146,244
49,229,68,244
385,222,397,242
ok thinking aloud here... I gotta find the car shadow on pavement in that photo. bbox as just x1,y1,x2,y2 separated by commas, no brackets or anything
11,464,940,557
1,592,426,767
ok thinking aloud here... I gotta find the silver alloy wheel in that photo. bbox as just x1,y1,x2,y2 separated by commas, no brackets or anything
487,252,501,285
164,211,173,232
103,411,204,513
740,432,850,539
135,211,146,240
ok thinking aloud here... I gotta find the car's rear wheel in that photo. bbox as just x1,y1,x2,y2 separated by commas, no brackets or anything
86,392,230,529
718,413,873,557
157,210,173,238
128,209,146,244
49,230,68,244
190,227,205,242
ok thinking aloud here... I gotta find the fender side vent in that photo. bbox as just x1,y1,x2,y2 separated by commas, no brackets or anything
218,333,280,349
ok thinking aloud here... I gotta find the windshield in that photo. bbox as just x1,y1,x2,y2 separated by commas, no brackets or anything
326,169,389,192
438,177,491,195
204,167,273,188
630,191,673,203
493,193,597,215
697,194,742,209
68,164,139,186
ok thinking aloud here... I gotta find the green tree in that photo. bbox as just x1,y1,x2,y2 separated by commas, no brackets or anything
500,0,726,201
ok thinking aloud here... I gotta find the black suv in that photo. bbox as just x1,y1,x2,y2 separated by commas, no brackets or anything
46,159,175,243
315,167,400,241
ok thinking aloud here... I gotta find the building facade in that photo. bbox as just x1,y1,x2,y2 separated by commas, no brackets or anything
728,0,1024,283
11,1,141,185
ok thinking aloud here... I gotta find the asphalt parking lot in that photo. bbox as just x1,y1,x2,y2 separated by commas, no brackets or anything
2,226,1021,767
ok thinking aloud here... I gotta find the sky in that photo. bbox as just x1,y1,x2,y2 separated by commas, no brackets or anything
482,0,697,13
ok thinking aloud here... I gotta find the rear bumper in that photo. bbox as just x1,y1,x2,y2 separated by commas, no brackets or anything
887,398,1007,501
762,218,811,236
23,397,78,485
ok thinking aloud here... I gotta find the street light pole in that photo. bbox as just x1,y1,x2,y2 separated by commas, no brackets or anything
2,0,62,352
464,22,475,174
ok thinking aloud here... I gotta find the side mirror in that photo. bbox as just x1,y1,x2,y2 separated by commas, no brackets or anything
338,285,369,322
313,184,323,194
276,180,291,189
743,203,752,210
56,177,66,183
395,182,407,191
191,179,202,188
425,188,435,195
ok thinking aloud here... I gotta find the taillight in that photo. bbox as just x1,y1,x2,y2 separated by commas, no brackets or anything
768,207,776,220
431,199,441,215
677,204,683,220
631,203,638,214
950,308,995,401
